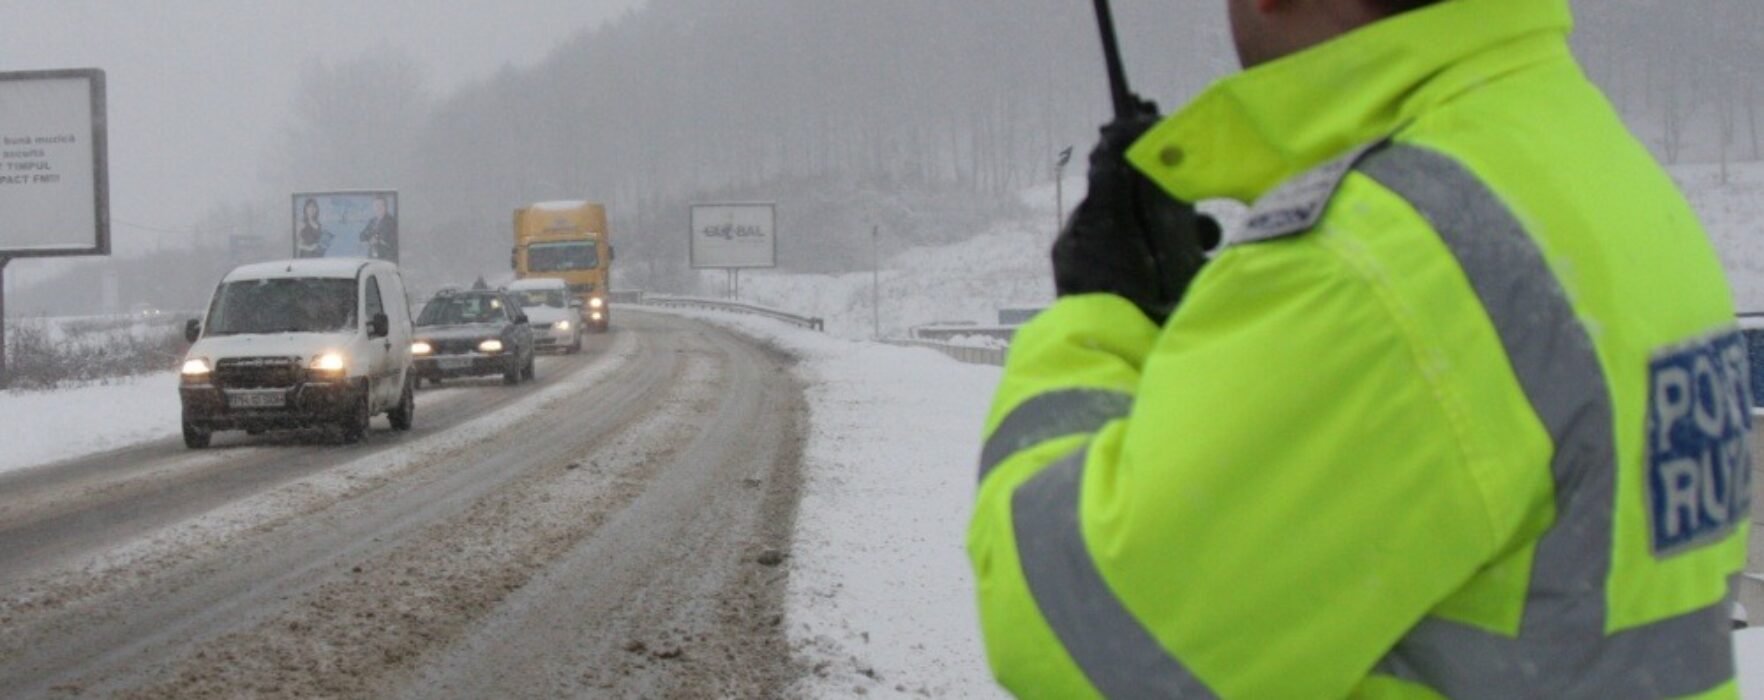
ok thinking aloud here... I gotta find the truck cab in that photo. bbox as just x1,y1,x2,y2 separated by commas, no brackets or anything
512,201,613,332
178,259,416,447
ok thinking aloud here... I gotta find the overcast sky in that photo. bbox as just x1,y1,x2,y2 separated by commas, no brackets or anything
0,0,643,259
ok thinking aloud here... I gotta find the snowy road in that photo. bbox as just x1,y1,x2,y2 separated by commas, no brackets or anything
0,311,808,698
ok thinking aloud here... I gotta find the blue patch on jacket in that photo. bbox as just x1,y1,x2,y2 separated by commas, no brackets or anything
1647,329,1753,557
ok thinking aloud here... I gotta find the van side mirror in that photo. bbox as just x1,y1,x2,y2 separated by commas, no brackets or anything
514,312,530,325
185,319,201,343
370,313,390,338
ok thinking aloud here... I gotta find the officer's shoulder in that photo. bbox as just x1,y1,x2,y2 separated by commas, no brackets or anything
1231,141,1387,247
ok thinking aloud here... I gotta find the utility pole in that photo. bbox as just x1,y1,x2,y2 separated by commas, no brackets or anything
1055,146,1073,245
870,225,880,340
0,256,10,389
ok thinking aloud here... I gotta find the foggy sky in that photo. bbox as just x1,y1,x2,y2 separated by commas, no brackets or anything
0,0,644,261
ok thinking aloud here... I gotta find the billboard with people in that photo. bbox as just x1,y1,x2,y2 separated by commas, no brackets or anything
291,191,398,262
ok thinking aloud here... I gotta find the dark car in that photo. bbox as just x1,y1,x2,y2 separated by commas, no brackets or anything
411,290,536,386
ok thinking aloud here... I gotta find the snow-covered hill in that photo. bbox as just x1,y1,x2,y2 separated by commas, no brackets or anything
1672,162,1764,311
705,161,1764,339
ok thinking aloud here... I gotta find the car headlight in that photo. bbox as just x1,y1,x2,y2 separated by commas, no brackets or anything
479,338,504,353
589,297,605,309
309,352,347,373
181,358,212,376
411,341,433,356
553,321,571,331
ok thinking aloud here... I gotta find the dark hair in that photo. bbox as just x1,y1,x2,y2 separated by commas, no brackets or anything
303,198,319,222
1369,0,1444,15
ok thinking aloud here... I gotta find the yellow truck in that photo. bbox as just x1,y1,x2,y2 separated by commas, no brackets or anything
512,201,613,332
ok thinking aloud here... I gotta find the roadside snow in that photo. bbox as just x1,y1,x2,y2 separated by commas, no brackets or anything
1739,627,1764,698
0,367,512,478
0,373,182,475
646,306,1007,698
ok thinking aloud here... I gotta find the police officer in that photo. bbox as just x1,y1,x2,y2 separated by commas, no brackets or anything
968,0,1752,697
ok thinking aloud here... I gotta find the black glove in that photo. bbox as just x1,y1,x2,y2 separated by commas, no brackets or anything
1053,112,1220,324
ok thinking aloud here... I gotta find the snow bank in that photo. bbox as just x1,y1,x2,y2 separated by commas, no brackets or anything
646,306,1006,698
0,372,182,475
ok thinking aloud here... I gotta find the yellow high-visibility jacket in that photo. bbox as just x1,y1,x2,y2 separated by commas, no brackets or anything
968,1,1751,698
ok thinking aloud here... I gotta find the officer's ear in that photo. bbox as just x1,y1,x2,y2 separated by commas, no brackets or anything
1231,0,1385,68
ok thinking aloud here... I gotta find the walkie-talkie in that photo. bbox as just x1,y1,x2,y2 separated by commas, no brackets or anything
1085,0,1217,318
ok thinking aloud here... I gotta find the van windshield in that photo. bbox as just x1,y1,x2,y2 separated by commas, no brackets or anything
515,289,568,308
527,242,598,272
418,295,509,326
206,278,358,336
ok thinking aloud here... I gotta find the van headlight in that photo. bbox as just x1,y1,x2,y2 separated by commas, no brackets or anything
589,297,604,309
411,341,433,356
309,352,347,373
479,339,504,353
181,358,212,376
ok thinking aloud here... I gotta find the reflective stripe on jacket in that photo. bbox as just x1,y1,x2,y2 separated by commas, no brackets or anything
967,1,1750,698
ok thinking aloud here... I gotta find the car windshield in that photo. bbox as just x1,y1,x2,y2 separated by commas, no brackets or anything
418,295,508,326
516,289,567,308
528,242,597,272
205,278,357,336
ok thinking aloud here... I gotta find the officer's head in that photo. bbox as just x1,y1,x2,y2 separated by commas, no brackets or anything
1228,0,1445,68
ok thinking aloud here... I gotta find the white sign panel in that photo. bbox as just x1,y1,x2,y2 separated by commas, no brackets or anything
690,203,776,269
0,69,107,257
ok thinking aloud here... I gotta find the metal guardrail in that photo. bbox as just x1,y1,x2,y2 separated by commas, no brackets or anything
911,324,1017,343
882,339,1006,367
629,292,1008,364
635,294,825,332
606,290,646,305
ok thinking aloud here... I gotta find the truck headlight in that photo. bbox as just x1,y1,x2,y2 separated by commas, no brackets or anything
411,341,433,356
181,358,212,376
589,297,604,309
309,352,347,373
553,321,571,331
590,312,603,322
479,338,504,353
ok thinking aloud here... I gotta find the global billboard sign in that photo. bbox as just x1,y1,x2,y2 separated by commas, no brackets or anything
689,202,776,269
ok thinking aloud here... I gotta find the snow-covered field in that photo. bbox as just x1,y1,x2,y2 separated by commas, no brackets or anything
1672,162,1764,311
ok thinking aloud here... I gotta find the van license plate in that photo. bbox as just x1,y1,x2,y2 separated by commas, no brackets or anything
438,357,472,370
227,390,286,409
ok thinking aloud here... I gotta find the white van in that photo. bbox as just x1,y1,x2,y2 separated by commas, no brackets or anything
178,259,416,448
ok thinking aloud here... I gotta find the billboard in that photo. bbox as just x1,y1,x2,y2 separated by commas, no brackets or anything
0,69,108,258
292,190,399,262
690,203,776,269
